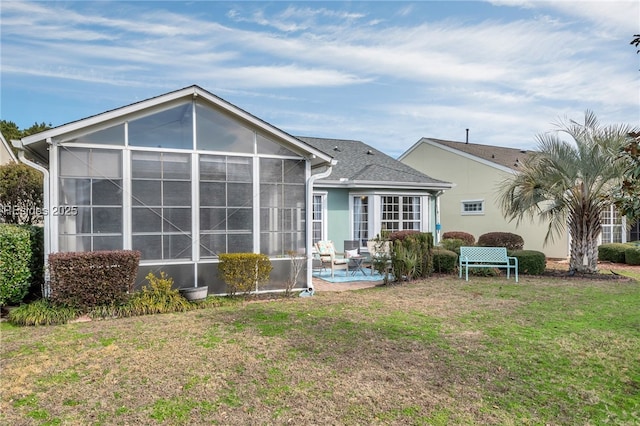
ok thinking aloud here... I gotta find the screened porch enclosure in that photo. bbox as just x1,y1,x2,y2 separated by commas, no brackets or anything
52,97,310,292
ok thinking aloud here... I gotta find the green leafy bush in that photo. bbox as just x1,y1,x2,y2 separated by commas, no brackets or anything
219,253,272,296
510,250,546,275
0,224,31,306
442,231,475,245
48,250,140,310
625,246,640,265
127,272,191,315
432,248,457,274
8,299,79,326
0,162,43,225
20,225,44,299
440,238,465,255
478,232,524,250
598,243,628,263
389,232,433,281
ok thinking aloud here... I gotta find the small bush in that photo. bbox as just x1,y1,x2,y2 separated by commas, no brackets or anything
598,243,628,263
510,250,546,275
219,253,272,296
442,231,475,245
478,232,524,250
440,238,465,255
128,272,191,315
625,246,640,266
432,248,457,274
8,299,79,326
0,224,31,306
49,250,140,310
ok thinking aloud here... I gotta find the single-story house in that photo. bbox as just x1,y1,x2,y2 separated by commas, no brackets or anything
298,137,453,253
13,85,338,294
399,138,638,258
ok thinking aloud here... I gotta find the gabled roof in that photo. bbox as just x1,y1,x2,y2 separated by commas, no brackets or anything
298,136,452,190
400,137,533,173
16,85,333,167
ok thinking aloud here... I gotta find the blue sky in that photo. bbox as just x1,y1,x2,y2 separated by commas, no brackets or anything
1,0,638,157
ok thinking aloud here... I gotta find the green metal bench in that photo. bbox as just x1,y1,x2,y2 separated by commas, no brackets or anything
459,246,518,282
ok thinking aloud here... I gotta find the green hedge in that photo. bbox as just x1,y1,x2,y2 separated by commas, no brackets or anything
598,243,628,263
432,248,458,274
218,253,272,295
625,246,640,265
509,250,546,275
0,224,32,306
442,231,475,245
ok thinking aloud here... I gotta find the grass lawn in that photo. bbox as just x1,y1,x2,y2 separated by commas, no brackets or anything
1,274,639,425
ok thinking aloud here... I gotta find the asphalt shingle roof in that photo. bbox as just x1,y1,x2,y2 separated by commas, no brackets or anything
298,136,451,188
424,138,534,170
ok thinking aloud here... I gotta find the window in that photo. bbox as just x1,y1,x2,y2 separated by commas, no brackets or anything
312,194,326,244
196,101,254,153
381,196,422,233
352,195,369,245
461,200,484,215
199,155,253,257
131,152,192,260
260,158,306,255
129,102,193,149
58,147,123,252
601,206,623,243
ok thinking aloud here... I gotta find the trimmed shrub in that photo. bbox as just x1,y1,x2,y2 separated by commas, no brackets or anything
388,230,421,243
510,250,546,275
48,250,140,310
440,238,465,255
0,224,31,306
478,232,524,250
442,231,475,245
432,248,457,274
218,253,272,296
625,246,640,265
598,243,628,263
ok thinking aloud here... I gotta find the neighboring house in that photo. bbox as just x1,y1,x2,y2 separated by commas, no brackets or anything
298,137,453,254
1,133,18,164
400,138,638,258
399,138,570,258
13,85,335,294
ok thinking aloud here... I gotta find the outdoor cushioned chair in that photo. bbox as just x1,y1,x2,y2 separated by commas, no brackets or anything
314,240,349,277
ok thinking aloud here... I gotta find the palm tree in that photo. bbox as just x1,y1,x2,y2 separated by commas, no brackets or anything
499,111,636,273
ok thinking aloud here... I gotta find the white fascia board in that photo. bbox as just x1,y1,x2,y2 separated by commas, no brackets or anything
19,85,333,165
415,138,519,175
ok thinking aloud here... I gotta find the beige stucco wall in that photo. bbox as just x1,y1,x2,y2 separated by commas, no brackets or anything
401,142,569,258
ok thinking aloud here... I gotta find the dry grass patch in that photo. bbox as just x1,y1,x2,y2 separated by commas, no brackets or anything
1,275,638,425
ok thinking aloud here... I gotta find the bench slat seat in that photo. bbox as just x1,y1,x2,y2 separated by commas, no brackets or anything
459,246,518,282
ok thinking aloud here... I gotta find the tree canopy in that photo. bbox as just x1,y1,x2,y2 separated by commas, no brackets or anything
499,111,635,273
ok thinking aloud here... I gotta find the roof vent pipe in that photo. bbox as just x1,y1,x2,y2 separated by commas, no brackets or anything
465,129,469,144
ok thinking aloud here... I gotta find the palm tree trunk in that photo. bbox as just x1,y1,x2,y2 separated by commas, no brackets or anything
568,198,601,274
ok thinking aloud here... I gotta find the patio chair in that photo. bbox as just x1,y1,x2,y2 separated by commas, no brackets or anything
314,240,349,277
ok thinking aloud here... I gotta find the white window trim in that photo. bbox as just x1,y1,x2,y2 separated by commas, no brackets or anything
461,199,484,216
312,191,328,243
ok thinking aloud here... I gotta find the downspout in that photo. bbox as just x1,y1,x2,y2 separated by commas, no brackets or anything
434,190,443,245
12,138,51,295
305,159,337,290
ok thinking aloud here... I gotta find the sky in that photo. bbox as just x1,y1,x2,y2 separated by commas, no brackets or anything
1,0,638,157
